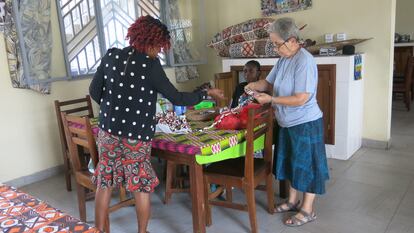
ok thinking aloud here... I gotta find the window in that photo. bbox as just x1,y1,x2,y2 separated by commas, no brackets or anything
166,0,206,66
56,0,166,79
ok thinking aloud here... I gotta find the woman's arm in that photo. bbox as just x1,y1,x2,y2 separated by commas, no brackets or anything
255,54,316,107
149,59,223,105
272,93,310,106
255,92,310,106
245,79,273,93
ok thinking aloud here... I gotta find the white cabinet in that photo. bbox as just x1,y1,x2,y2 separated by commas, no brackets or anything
222,54,365,160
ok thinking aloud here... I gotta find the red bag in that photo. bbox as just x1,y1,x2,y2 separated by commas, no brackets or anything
214,103,262,130
239,103,262,128
214,113,240,130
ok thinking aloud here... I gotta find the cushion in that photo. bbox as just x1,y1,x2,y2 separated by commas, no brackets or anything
208,18,275,57
228,39,279,58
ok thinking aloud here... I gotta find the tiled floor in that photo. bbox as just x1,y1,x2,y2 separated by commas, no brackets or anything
20,102,414,233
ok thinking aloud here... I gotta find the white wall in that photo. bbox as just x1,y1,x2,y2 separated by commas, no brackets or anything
199,0,396,143
395,0,414,38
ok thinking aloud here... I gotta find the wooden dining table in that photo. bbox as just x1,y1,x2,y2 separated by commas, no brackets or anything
151,121,270,233
87,119,285,233
83,120,251,233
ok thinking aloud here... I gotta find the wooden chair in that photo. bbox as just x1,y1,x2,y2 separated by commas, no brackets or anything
54,95,94,191
61,113,135,232
394,56,414,101
203,105,275,233
214,71,238,107
393,56,414,111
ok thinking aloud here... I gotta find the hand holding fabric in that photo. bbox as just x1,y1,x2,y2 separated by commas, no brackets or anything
254,93,273,105
244,82,260,93
207,88,225,101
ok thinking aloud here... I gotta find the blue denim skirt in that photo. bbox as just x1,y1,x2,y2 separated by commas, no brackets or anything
273,118,329,195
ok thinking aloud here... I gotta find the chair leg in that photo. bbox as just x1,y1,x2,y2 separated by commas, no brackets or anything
119,186,127,202
162,160,167,182
405,91,411,111
76,184,87,222
225,185,233,202
175,166,183,189
176,165,187,189
245,185,258,233
411,84,414,100
266,174,275,214
63,156,72,191
164,161,175,204
203,176,212,226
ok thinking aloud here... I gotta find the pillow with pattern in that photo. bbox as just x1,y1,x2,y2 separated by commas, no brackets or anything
228,39,279,58
208,18,275,57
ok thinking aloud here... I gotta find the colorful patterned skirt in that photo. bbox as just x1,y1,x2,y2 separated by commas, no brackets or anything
92,129,159,193
273,118,329,195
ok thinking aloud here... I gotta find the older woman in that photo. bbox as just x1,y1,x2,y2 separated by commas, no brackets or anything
246,17,329,226
89,15,223,233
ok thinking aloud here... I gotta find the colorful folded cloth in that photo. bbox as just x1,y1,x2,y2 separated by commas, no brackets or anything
155,111,191,134
0,184,101,232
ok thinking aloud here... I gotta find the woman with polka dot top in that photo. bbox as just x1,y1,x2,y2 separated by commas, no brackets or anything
89,15,224,233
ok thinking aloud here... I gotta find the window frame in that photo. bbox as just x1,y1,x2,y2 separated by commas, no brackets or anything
54,0,169,82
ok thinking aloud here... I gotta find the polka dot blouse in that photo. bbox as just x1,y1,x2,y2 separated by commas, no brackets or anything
89,47,207,141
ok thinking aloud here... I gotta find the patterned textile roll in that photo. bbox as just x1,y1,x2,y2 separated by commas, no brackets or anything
228,39,278,58
208,18,275,57
208,18,274,46
273,118,329,195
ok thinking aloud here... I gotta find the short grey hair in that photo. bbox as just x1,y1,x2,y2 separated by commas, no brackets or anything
268,17,300,41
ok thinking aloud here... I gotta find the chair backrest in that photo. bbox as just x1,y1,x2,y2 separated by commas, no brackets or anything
404,56,414,89
61,113,98,173
214,71,238,107
54,95,94,156
244,104,274,179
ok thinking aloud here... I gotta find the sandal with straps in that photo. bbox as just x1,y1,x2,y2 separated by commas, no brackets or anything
274,200,300,213
284,209,317,227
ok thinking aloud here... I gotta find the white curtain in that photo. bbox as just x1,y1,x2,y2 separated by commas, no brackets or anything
166,0,201,83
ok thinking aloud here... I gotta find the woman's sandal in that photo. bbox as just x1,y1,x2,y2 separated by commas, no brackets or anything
284,209,317,227
274,200,300,213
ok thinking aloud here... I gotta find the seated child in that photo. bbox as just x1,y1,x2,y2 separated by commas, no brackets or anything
230,60,261,108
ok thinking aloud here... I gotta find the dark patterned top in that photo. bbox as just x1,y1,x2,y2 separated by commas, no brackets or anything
230,82,248,108
89,46,207,141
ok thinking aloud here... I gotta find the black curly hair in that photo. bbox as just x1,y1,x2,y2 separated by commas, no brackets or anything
126,15,171,53
245,60,261,71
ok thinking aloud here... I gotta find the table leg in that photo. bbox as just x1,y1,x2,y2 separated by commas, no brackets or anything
189,162,206,233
